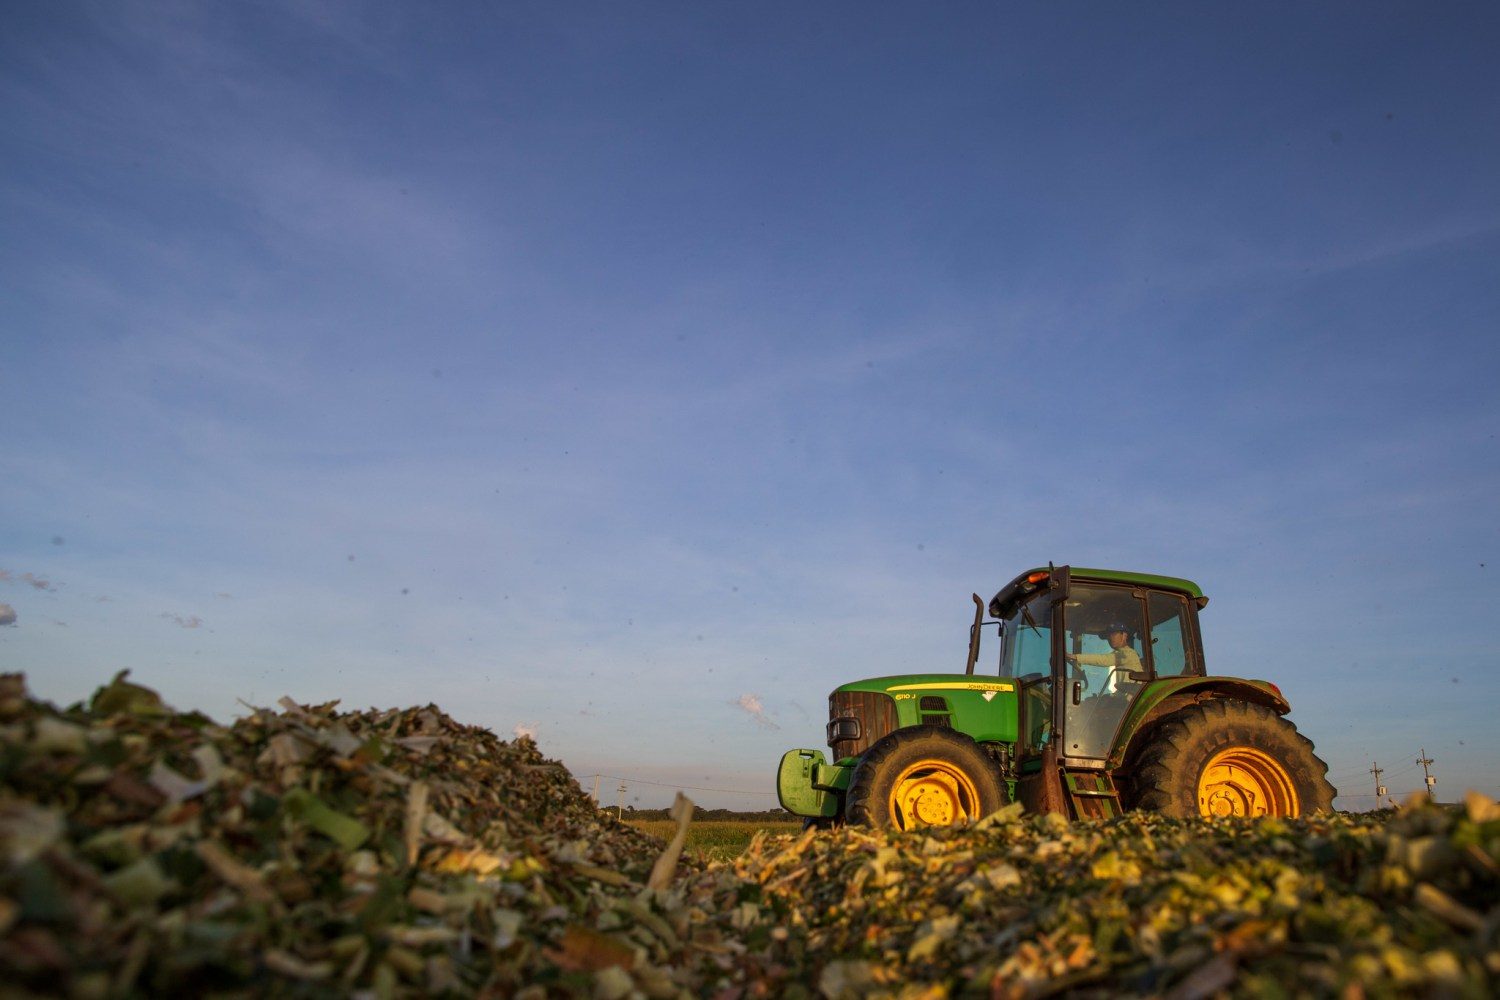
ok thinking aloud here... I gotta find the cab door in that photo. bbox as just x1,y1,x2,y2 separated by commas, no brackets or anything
999,589,1058,762
1059,584,1149,762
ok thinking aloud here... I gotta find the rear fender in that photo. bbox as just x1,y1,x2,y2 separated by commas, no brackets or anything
1109,677,1292,770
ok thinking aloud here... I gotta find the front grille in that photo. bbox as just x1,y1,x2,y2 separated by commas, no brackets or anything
827,689,897,761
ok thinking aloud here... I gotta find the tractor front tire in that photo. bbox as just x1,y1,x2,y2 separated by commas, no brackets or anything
1131,700,1335,818
845,725,1009,830
802,815,843,832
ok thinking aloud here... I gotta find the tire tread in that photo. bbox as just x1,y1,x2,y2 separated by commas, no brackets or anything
1127,699,1336,817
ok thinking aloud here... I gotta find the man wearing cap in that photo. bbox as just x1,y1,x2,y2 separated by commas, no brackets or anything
1065,624,1143,696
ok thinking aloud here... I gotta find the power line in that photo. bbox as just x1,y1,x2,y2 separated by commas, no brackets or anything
1330,749,1431,784
1331,759,1418,783
1327,757,1414,782
1338,791,1421,799
586,772,777,796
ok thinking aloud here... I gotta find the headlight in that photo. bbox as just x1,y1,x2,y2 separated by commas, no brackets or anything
826,717,862,743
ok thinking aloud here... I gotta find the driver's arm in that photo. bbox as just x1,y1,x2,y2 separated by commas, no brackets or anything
1113,647,1143,679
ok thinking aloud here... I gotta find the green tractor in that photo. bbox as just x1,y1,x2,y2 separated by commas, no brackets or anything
776,566,1336,829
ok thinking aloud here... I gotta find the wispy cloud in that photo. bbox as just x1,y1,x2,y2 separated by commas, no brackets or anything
161,612,204,629
730,693,778,730
0,604,16,627
513,722,538,740
0,570,58,592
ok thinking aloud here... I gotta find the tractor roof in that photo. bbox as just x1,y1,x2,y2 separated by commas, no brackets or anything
989,565,1205,620
1067,566,1204,598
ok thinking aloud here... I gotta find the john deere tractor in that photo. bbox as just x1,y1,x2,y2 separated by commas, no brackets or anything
776,566,1336,828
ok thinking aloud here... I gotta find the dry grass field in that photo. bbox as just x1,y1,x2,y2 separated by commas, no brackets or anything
627,818,803,862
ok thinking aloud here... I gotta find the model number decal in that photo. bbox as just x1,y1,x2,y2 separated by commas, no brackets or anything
886,682,1014,693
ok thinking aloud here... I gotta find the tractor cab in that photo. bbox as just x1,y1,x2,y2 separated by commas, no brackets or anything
987,566,1208,815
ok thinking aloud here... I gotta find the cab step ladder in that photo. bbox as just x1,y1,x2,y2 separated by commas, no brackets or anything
1062,769,1123,820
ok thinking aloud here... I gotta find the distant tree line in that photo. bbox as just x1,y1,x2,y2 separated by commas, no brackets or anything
619,805,795,822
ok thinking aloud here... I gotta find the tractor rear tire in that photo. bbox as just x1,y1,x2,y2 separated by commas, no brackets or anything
1130,700,1336,818
845,725,1009,830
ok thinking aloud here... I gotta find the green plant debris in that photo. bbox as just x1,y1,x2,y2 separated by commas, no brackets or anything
1,671,1496,998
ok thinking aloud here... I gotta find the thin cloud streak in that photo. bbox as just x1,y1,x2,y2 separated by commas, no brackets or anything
731,694,779,731
0,570,58,592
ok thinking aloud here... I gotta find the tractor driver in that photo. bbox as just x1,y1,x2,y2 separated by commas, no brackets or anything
1065,624,1143,696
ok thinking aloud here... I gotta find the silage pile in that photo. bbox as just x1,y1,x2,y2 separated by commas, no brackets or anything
0,672,752,998
738,800,1498,998
1,673,1497,998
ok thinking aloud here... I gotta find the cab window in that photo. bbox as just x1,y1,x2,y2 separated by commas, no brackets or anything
1147,592,1195,677
1000,592,1054,679
1001,590,1056,754
1063,584,1147,690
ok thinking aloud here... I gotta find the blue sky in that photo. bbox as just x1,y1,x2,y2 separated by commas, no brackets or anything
3,2,1497,810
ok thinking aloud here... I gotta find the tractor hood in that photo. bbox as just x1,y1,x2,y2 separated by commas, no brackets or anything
827,673,1020,760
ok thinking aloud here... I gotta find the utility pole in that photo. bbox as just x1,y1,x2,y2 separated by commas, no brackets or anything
616,782,627,821
1369,761,1386,803
1417,749,1436,802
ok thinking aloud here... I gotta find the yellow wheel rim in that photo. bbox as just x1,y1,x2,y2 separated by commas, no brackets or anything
1197,748,1300,817
888,758,981,829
